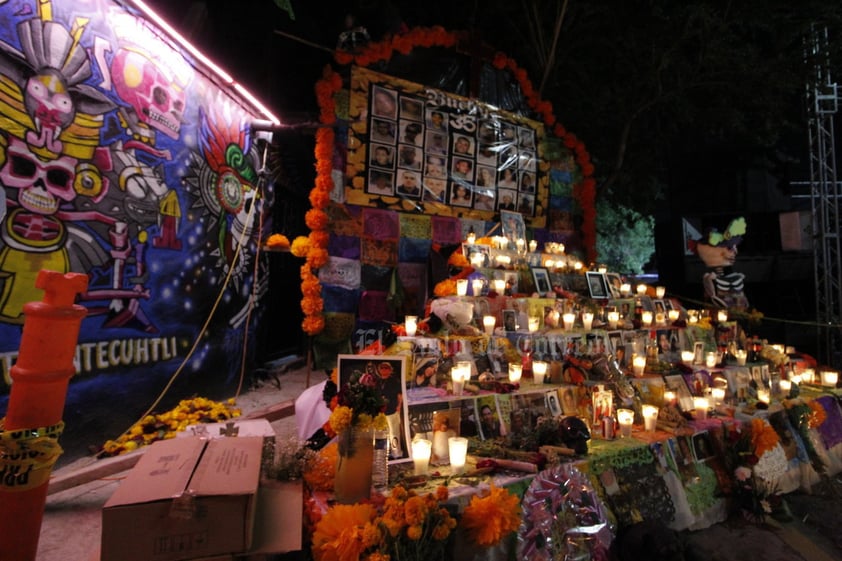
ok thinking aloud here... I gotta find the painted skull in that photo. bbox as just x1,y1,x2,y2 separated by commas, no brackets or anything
112,49,185,139
2,136,78,215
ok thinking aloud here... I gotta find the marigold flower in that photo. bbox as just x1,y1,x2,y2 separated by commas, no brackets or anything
808,399,828,428
312,503,377,561
460,485,521,547
751,418,780,458
302,314,325,335
301,296,324,315
406,525,423,541
307,247,329,269
433,279,456,297
291,236,311,257
303,442,337,492
305,208,329,230
329,406,353,434
310,229,330,249
265,233,290,249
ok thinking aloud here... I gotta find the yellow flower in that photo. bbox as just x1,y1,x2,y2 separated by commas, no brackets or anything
312,503,377,561
403,495,428,526
329,406,353,434
291,236,311,257
304,442,338,492
460,485,521,547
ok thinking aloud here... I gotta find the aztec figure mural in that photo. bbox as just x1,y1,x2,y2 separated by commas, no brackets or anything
0,0,271,426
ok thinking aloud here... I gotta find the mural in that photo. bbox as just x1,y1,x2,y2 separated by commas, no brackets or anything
0,0,270,423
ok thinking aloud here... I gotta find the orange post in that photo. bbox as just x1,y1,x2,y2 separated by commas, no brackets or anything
0,270,88,561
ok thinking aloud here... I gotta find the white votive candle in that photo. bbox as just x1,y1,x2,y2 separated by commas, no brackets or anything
821,370,838,387
694,397,709,420
735,349,747,366
448,436,468,474
664,390,677,405
472,279,483,296
717,310,728,322
705,352,717,368
451,366,465,396
456,279,468,296
412,438,432,475
642,405,659,432
656,286,666,299
802,368,816,384
668,309,680,323
532,361,548,384
632,355,646,377
617,409,634,438
681,350,695,365
562,312,576,331
757,389,771,404
620,283,631,296
641,311,653,327
607,311,619,329
636,284,648,295
404,316,418,337
493,279,506,293
483,315,496,335
711,387,725,406
582,312,594,331
508,363,523,383
528,317,540,332
529,240,538,253
779,379,792,394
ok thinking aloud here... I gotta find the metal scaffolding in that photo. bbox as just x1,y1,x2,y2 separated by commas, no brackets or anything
806,26,842,367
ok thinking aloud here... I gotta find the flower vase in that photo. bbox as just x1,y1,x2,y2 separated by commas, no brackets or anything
334,426,374,504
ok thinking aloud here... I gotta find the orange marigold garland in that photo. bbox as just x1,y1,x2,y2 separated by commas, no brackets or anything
460,484,521,547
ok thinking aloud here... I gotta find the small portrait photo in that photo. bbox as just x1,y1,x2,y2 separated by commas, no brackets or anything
412,356,440,389
501,209,526,244
397,144,422,170
451,157,474,181
477,396,502,440
546,390,563,417
400,120,423,146
475,165,496,188
367,169,394,196
449,181,473,207
502,309,518,332
664,374,695,412
693,341,706,365
452,134,474,156
371,85,398,119
532,267,552,297
422,177,446,203
498,145,518,168
606,273,623,298
371,117,396,143
691,431,716,462
500,122,517,142
399,96,423,121
518,150,537,172
369,143,394,169
518,126,535,149
653,299,666,315
462,243,491,267
517,193,534,216
473,188,496,211
424,154,446,178
498,166,518,189
395,169,421,198
586,271,610,299
477,119,498,143
497,188,517,211
426,109,448,131
519,171,536,193
425,131,448,155
559,385,579,416
476,143,497,166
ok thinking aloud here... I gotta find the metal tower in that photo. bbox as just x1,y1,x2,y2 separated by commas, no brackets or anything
806,26,842,367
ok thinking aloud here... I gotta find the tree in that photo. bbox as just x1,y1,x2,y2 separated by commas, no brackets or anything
595,198,655,275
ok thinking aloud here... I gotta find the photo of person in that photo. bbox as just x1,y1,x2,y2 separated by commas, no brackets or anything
473,188,496,210
450,182,473,207
371,118,396,143
547,391,562,417
519,171,535,192
367,169,394,196
498,145,518,168
503,309,518,332
426,109,447,131
518,150,537,171
452,157,474,180
372,86,397,119
476,166,496,188
501,209,526,244
424,154,446,178
518,193,534,215
518,127,535,149
369,144,393,169
426,131,447,155
458,399,480,437
560,386,578,416
497,189,517,211
399,96,423,121
400,121,423,145
423,177,446,203
478,399,501,439
397,144,422,170
452,134,474,156
477,143,497,166
501,122,516,142
498,167,518,188
396,170,421,198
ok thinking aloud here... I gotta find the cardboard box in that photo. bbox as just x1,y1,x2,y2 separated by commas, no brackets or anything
178,418,276,469
101,436,263,561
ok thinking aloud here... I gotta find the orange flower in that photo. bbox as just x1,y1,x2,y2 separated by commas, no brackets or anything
751,418,781,458
807,399,828,428
265,233,290,249
303,442,337,492
447,252,469,267
307,247,329,269
302,314,325,335
310,229,330,249
302,296,324,315
291,236,310,257
305,208,330,230
312,503,377,561
433,278,456,297
460,485,521,547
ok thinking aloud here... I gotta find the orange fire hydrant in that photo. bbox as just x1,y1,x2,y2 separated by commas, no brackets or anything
0,270,88,561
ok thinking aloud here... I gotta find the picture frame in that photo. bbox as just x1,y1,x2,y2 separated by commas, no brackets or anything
462,242,492,268
531,267,552,297
606,273,623,298
664,374,695,412
693,341,705,365
502,309,519,332
337,354,411,463
586,271,610,299
500,209,526,245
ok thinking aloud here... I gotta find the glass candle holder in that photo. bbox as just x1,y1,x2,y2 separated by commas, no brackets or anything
448,436,468,474
668,309,680,323
411,438,432,475
693,397,709,420
636,283,648,295
620,283,631,296
451,366,466,396
472,279,484,296
681,350,695,365
508,363,523,383
779,379,792,395
641,311,653,327
655,286,666,299
456,279,468,296
493,279,506,294
711,387,725,406
642,405,659,432
404,316,418,337
528,317,540,333
616,409,634,438
717,310,728,322
821,370,839,387
705,352,717,368
562,313,576,331
529,240,538,253
532,361,548,384
607,311,619,329
735,349,747,365
582,312,594,331
483,315,496,335
632,355,646,377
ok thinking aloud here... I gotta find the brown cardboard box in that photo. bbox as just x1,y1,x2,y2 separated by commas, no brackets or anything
101,436,263,561
178,418,276,469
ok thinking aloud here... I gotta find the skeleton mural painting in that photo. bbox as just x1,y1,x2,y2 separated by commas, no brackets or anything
0,0,270,401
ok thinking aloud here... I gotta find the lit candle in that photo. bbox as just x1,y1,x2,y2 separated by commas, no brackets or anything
632,355,646,377
516,238,526,253
790,372,802,385
483,315,496,335
735,349,747,366
641,311,653,327
404,316,418,337
532,360,548,384
607,311,620,329
411,438,432,475
598,265,608,274
529,240,538,253
687,314,699,325
779,379,792,394
821,370,838,387
448,436,468,474
711,387,725,406
495,255,511,266
573,261,583,271
655,312,666,326
451,366,465,396
681,350,695,365
655,286,666,299
562,312,576,331
472,279,484,296
456,279,468,296
802,368,816,384
664,390,677,405
717,310,728,323
757,389,771,404
636,283,648,296
466,231,476,244
493,279,506,294
620,283,632,296
508,363,523,383
470,253,485,267
642,405,659,432
617,409,634,438
582,312,594,331
547,309,560,328
694,397,710,420
528,316,540,333
668,309,680,323
705,352,717,368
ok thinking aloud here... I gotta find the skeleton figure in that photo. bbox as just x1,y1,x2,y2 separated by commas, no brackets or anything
689,217,749,310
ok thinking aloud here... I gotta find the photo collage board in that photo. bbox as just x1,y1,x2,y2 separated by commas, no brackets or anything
347,66,547,227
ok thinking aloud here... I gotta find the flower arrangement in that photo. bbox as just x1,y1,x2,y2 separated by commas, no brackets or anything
311,484,520,561
724,419,787,522
100,397,241,456
323,366,389,451
264,435,318,482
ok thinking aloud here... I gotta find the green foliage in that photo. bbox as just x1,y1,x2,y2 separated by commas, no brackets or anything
595,199,656,275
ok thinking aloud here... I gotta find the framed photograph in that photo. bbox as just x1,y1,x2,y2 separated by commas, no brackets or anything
664,374,695,412
606,273,623,298
585,271,609,299
476,395,503,440
693,341,705,365
546,390,563,417
500,209,526,244
462,243,491,268
613,298,635,320
558,385,580,417
337,354,411,463
691,431,716,462
532,267,552,297
502,309,518,332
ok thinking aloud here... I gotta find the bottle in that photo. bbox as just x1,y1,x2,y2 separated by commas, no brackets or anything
372,429,390,489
